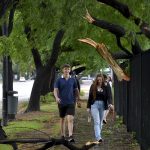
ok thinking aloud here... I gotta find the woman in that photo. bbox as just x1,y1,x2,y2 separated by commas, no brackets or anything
87,74,111,143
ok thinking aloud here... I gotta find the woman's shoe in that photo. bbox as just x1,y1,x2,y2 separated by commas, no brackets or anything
103,120,107,124
98,139,103,143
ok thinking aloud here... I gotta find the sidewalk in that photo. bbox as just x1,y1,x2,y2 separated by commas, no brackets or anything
75,84,140,150
73,102,140,150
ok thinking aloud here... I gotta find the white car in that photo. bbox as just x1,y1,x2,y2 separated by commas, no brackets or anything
80,77,93,84
19,77,26,82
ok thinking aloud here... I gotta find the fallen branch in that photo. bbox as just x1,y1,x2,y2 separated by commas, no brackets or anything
0,138,98,150
78,38,130,81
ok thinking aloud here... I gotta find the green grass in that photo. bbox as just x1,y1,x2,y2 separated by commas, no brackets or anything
0,102,60,150
103,129,113,137
31,115,51,122
41,102,58,112
113,116,123,129
4,121,43,135
0,144,13,150
50,123,60,137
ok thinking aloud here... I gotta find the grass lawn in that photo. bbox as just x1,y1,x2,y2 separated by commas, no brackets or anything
0,101,60,150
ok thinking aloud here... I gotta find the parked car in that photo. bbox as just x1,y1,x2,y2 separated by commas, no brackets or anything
19,77,26,82
80,76,93,84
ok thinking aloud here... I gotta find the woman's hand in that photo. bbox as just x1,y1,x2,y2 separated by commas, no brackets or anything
108,104,114,111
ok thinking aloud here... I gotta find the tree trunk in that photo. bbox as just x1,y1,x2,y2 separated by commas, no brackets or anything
25,68,45,112
25,29,64,112
41,66,56,95
26,66,56,112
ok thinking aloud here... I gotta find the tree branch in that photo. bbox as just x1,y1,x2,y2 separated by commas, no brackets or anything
111,51,132,59
131,37,142,55
8,0,19,36
24,25,32,41
46,29,65,70
97,0,150,39
31,48,43,69
24,26,43,69
97,0,131,18
0,0,12,19
116,36,132,56
85,10,126,37
84,11,142,55
78,38,130,81
0,138,97,150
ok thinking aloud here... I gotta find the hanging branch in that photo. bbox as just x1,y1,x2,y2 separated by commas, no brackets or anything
97,0,150,39
78,38,130,81
84,10,142,55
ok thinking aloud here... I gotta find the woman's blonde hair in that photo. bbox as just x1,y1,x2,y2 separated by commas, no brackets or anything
92,74,104,99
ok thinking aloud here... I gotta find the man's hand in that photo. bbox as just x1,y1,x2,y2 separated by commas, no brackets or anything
56,97,61,104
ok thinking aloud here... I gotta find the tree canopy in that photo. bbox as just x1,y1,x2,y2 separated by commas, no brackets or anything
0,0,150,73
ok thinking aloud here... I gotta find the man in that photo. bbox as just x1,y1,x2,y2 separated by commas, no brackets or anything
54,64,80,142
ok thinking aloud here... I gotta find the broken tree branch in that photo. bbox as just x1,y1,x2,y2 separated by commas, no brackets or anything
0,138,98,150
78,38,130,81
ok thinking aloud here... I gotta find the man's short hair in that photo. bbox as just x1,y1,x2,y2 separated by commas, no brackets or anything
61,64,71,69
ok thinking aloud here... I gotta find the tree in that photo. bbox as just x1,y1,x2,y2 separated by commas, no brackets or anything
78,0,150,81
1,0,149,112
25,29,64,112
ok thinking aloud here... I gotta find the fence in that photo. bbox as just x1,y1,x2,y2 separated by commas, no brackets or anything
114,51,150,150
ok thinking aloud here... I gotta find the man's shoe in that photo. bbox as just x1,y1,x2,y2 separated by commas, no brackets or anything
68,136,75,143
